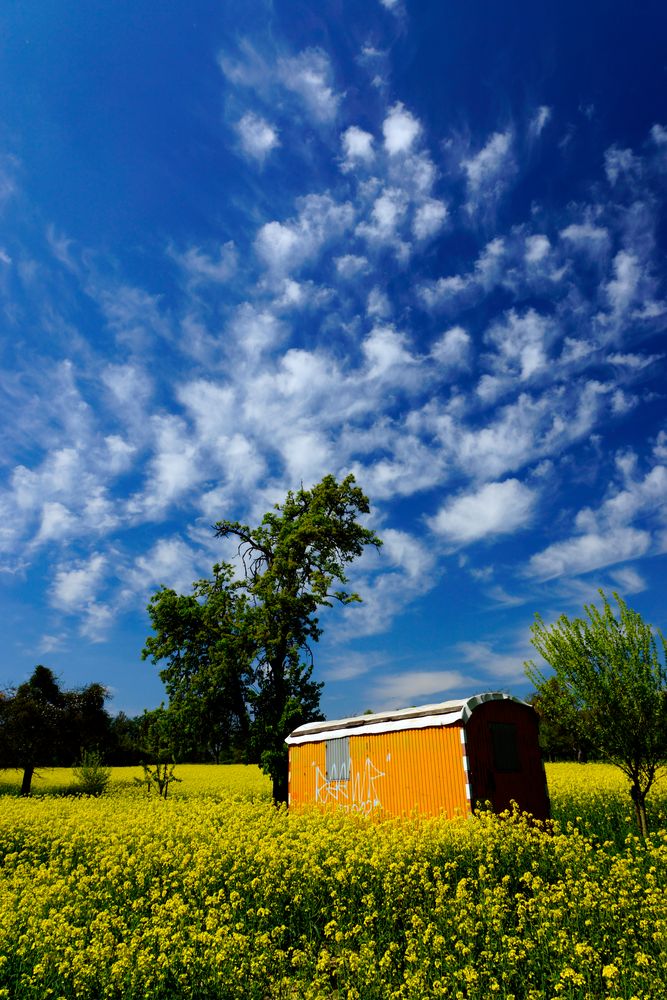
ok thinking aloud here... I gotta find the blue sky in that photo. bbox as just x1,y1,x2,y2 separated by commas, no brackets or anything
1,0,666,719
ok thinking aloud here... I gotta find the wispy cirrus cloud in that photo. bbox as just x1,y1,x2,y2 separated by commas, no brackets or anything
462,129,516,214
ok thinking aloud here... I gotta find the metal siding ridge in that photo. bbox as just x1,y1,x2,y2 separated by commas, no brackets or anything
285,710,464,745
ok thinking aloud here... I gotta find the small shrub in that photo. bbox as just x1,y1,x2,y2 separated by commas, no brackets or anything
72,749,111,797
135,761,181,799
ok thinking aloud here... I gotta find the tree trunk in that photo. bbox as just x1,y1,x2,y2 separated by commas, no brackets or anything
630,783,649,839
272,763,288,806
21,765,34,796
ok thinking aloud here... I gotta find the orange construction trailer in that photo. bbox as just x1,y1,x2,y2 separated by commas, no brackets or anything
286,691,550,820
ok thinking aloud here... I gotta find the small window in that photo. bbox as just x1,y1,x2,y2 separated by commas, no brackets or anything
490,722,520,773
325,736,350,781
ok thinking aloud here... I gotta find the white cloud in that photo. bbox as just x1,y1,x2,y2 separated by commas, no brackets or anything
462,130,515,211
228,303,286,354
457,640,528,682
102,363,153,410
278,48,341,121
38,633,67,655
413,198,448,240
341,126,375,170
35,501,77,544
604,145,640,186
651,123,667,146
132,415,203,518
335,254,368,279
255,193,354,274
129,536,204,597
382,103,422,155
525,234,551,264
431,326,471,370
79,602,114,643
356,188,409,256
362,325,416,379
381,527,437,580
96,283,171,351
418,236,509,310
429,478,538,545
485,308,553,380
236,113,279,162
539,460,667,572
367,287,392,318
419,273,470,310
560,222,610,256
52,553,107,611
374,670,469,707
13,449,80,511
255,221,301,273
605,250,641,315
610,565,647,594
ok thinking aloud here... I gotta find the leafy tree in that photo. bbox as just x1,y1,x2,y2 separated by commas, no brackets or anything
214,473,381,802
133,708,182,798
525,591,667,836
143,564,253,763
0,666,111,795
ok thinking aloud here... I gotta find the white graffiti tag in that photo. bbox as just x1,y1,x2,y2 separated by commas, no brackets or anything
314,757,386,814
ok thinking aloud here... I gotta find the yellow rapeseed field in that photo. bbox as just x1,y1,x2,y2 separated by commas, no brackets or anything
0,762,666,999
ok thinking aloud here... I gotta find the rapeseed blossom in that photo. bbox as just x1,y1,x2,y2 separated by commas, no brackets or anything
0,763,665,998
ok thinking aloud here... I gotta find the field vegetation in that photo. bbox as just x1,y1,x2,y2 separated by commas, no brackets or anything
0,763,666,999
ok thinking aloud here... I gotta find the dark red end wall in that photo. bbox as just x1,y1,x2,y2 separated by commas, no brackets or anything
465,699,550,820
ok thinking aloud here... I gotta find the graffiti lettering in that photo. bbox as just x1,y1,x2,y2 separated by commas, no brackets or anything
314,756,386,814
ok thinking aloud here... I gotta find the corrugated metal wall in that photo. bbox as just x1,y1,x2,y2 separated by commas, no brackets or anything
289,724,470,818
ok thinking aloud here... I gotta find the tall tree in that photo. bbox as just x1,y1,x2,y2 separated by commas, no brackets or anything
215,473,381,802
0,666,111,795
525,591,667,836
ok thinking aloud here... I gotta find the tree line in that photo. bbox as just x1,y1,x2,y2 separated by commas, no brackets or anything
0,668,198,795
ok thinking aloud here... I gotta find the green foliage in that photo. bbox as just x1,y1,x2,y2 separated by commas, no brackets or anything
529,676,594,762
72,749,111,797
526,590,667,836
137,706,179,763
143,564,252,763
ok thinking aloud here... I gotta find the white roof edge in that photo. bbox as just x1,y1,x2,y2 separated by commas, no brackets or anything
286,691,529,745
286,711,463,745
